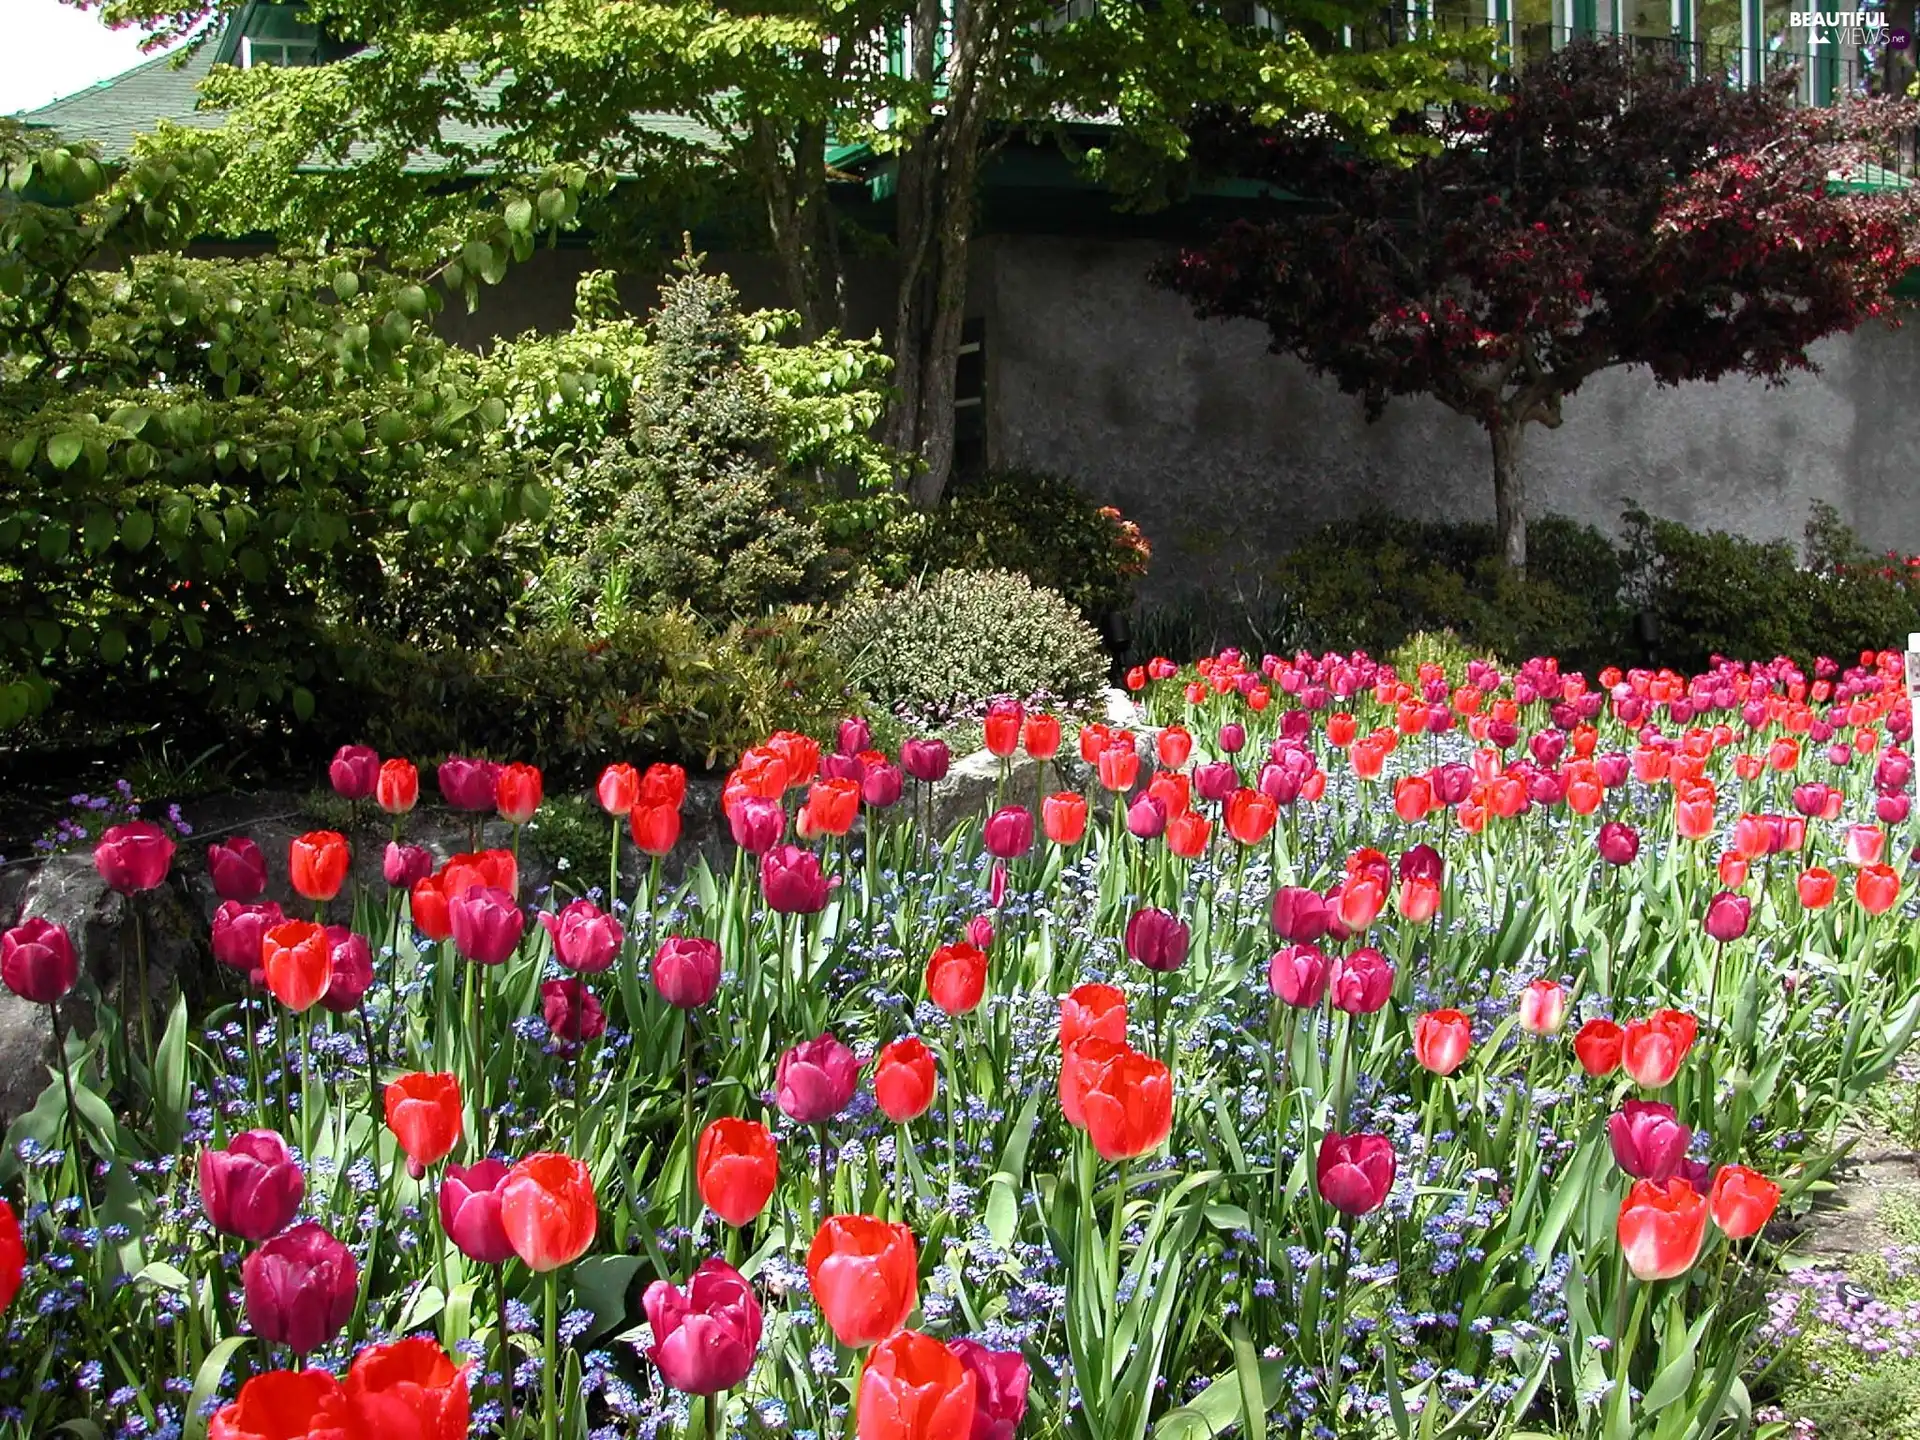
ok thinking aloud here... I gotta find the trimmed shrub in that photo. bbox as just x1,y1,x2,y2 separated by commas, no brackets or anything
827,568,1111,717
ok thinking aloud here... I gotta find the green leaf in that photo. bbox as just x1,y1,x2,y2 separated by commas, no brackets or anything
184,1336,252,1440
571,1254,645,1344
120,509,154,552
291,686,315,722
98,628,128,665
505,197,535,234
134,1260,193,1293
332,269,360,301
36,521,70,562
152,993,190,1151
47,432,83,471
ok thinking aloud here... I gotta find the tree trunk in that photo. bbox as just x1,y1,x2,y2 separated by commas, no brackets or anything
1489,418,1527,573
752,117,847,341
888,0,1000,509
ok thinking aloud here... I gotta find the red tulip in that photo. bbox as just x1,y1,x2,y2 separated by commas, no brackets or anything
243,1221,358,1355
1082,1048,1173,1161
857,1329,977,1440
440,1159,515,1264
1316,1132,1395,1216
449,884,524,965
762,844,831,914
1059,1036,1126,1129
437,756,501,812
1328,948,1394,1015
262,920,332,1013
596,762,640,817
808,1214,919,1347
1621,1010,1697,1089
630,803,683,856
344,1336,471,1440
653,936,722,1009
1573,1018,1625,1077
1146,771,1190,818
409,877,452,943
1856,863,1901,915
1618,1177,1708,1281
541,978,606,1046
874,1038,938,1123
1024,714,1062,760
1,916,78,1006
1395,875,1441,924
641,762,688,811
1060,984,1127,1049
800,778,861,840
1333,877,1385,933
926,942,988,1016
199,1129,305,1241
209,1371,349,1440
376,758,419,815
949,1339,1029,1440
1517,980,1568,1036
777,1034,860,1124
1413,1009,1472,1076
1709,1164,1781,1239
1608,1100,1691,1182
1797,866,1837,909
1125,907,1189,973
644,1258,764,1395
318,926,373,1014
697,1118,779,1226
1165,810,1210,859
539,898,624,974
1041,793,1087,845
208,837,268,902
1095,742,1140,793
288,831,350,905
501,1152,598,1271
385,1072,463,1178
1845,823,1887,866
93,820,175,893
1156,725,1193,769
495,762,543,825
983,701,1023,758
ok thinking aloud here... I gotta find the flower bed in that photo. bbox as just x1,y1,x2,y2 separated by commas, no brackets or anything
0,650,1915,1439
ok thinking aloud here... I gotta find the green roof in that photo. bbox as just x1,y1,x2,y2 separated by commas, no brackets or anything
13,20,724,171
16,43,220,160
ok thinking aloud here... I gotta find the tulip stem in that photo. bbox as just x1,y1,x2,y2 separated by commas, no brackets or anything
471,963,489,1157
608,816,623,914
498,1266,516,1424
1107,1158,1131,1338
1607,1279,1653,1435
133,903,152,1081
542,1266,559,1440
816,1122,832,1225
298,1009,313,1163
705,1390,721,1440
361,1007,382,1131
683,1018,698,1253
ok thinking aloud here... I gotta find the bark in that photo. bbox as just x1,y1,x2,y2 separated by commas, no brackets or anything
752,116,847,341
1489,418,1527,574
889,0,1002,508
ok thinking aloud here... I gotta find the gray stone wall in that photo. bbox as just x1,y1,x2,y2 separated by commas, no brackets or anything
982,234,1920,601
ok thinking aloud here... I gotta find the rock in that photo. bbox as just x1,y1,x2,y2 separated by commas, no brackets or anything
0,852,200,1126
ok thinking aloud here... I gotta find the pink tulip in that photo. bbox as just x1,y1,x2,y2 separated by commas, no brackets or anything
775,1034,859,1124
207,837,268,902
539,899,624,975
643,1258,763,1395
94,821,175,894
449,885,524,965
653,937,722,1009
199,1130,305,1241
440,1159,515,1264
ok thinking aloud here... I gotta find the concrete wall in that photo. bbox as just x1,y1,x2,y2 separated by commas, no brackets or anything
983,234,1920,601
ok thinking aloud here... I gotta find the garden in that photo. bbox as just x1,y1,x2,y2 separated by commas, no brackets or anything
11,10,1920,1436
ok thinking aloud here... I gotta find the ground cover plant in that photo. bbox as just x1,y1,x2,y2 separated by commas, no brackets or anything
0,647,1916,1438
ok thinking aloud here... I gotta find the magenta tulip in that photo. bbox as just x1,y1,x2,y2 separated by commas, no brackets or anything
950,1338,1031,1440
1267,944,1330,1008
541,978,606,1046
653,936,723,1009
775,1034,859,1124
1270,887,1330,942
727,797,786,854
1,917,78,1006
643,1258,764,1395
1597,822,1640,867
318,926,374,1014
242,1221,358,1355
539,898,624,975
198,1130,305,1241
1608,1101,1692,1183
1125,907,1190,973
383,842,433,890
760,845,830,915
94,821,175,894
1328,948,1394,1015
211,901,285,977
329,745,380,802
437,757,502,813
1316,1132,1396,1216
982,807,1034,859
207,837,268,902
1704,891,1752,944
449,885,524,965
900,738,952,784
440,1159,515,1264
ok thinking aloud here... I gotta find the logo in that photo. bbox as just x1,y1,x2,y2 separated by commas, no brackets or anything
1792,9,1887,45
